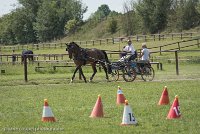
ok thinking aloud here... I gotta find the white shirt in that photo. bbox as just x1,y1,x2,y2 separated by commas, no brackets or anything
141,48,150,60
124,44,135,55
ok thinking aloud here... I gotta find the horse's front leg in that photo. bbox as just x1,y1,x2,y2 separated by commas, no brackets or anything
89,64,97,82
79,67,87,83
70,65,81,83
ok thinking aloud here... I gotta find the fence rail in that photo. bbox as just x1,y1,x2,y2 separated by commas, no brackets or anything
0,32,199,51
0,37,199,63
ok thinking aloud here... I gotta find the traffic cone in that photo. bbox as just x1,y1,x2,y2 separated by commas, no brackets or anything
121,100,137,125
116,86,126,105
90,95,104,118
41,99,56,122
167,95,181,119
158,86,170,105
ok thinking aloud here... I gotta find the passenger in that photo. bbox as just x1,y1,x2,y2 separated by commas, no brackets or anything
139,43,150,61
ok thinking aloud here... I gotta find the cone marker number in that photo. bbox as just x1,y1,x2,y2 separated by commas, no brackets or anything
128,113,136,121
173,106,181,116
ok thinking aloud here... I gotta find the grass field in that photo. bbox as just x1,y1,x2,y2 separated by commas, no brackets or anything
0,79,200,134
0,61,200,134
0,38,200,133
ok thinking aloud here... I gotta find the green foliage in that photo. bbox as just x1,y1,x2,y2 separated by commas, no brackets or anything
0,0,200,44
136,0,171,33
65,19,77,34
181,0,200,30
90,4,111,22
107,17,118,33
0,0,86,44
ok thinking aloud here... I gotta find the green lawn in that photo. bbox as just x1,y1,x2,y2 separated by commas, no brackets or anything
0,38,200,134
0,79,200,134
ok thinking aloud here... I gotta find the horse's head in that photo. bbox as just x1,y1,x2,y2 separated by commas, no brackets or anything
66,42,80,59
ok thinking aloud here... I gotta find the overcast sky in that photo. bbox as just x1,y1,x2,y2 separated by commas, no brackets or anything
0,0,130,19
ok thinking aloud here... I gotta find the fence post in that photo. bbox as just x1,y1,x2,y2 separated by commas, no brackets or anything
159,34,161,41
159,46,162,55
177,42,180,50
144,35,147,42
0,55,2,62
172,34,174,40
112,38,114,44
197,39,199,48
24,55,28,82
180,33,183,40
175,51,179,75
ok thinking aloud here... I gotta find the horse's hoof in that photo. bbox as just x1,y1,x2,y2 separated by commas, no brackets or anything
89,79,92,83
107,79,111,82
70,79,73,83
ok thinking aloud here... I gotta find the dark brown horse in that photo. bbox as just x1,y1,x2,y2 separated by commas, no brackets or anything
21,50,34,63
66,42,112,83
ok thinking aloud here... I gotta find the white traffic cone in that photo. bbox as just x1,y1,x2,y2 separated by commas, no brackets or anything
42,99,56,122
121,100,137,125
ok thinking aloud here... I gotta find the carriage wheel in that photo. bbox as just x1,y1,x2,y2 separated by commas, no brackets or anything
141,66,155,81
122,67,136,82
109,69,119,81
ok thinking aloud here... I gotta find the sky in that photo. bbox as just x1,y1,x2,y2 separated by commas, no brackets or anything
0,0,129,19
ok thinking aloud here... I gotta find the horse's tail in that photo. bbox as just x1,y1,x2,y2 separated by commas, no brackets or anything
102,50,112,74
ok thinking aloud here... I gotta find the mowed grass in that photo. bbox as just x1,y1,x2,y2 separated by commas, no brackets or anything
0,79,200,134
0,38,200,133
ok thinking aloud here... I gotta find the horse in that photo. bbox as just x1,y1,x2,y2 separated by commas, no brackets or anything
21,50,34,63
66,42,112,83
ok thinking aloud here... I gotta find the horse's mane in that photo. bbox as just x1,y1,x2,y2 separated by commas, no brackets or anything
70,42,80,48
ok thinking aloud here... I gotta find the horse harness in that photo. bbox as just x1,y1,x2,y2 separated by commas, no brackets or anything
73,48,108,65
73,48,89,65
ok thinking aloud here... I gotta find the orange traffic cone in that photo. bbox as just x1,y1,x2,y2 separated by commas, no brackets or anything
121,100,137,125
158,86,170,105
117,86,126,105
90,95,104,118
41,99,56,122
167,95,181,119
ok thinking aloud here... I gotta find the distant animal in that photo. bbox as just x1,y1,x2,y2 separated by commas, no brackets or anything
21,50,34,63
66,42,112,83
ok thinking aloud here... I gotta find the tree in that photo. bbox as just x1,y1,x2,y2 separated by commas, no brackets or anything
33,0,87,42
107,17,118,33
121,1,141,35
181,0,200,29
65,19,77,34
91,4,111,22
97,4,111,17
0,13,17,44
136,0,171,33
34,1,60,42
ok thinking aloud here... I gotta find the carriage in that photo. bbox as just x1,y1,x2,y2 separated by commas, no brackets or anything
109,59,155,82
66,41,154,83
